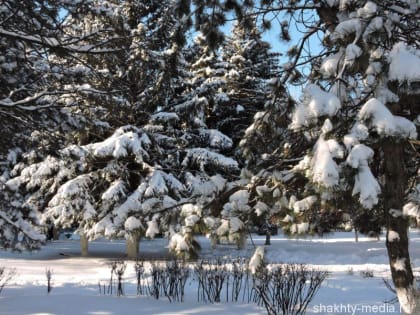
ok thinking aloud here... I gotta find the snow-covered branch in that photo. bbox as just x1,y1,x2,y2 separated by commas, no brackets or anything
0,28,124,55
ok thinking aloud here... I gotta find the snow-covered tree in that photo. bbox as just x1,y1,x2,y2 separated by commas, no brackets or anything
168,27,280,249
179,32,229,130
225,0,419,312
0,0,130,149
3,0,245,259
0,0,101,250
55,0,192,129
220,17,280,146
294,4,418,312
6,120,240,257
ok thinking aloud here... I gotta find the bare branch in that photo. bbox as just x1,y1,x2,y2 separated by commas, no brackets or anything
0,27,125,55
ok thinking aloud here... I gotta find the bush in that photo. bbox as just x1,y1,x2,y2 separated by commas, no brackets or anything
102,260,126,296
105,257,329,315
147,260,190,302
195,258,228,303
45,267,53,293
134,260,146,295
0,266,16,294
360,269,374,278
253,263,329,315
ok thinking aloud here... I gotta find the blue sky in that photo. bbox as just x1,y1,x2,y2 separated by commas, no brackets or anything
222,8,323,100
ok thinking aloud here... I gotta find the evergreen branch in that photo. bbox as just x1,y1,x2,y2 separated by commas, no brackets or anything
0,212,45,242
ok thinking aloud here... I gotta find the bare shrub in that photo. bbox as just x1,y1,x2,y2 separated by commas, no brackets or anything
230,258,248,302
45,267,53,293
106,260,126,296
253,263,328,315
164,260,190,302
147,262,164,299
134,260,146,295
195,258,228,303
360,269,374,278
0,266,16,294
146,260,190,302
107,261,116,295
114,261,126,296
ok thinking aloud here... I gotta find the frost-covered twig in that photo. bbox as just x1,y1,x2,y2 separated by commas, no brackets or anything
0,266,16,294
253,264,328,315
115,261,126,297
134,260,145,295
45,267,53,294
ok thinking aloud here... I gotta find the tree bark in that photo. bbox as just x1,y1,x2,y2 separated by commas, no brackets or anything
126,233,140,258
265,231,271,245
236,231,247,250
80,232,88,257
383,140,417,314
210,233,218,250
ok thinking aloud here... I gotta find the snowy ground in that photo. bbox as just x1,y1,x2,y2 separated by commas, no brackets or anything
1,230,420,315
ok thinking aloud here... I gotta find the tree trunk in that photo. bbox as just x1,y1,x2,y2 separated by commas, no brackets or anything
80,232,88,257
126,233,140,258
210,233,218,250
236,231,247,250
265,231,271,245
383,140,417,314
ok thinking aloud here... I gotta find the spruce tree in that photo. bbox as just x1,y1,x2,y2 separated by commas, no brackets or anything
221,17,280,146
0,0,90,250
4,0,242,259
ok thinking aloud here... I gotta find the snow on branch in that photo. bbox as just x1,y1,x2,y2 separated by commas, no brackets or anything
331,19,362,41
0,212,45,243
199,129,233,150
357,98,417,139
320,50,343,78
185,173,227,197
403,184,420,218
0,85,122,110
101,180,126,202
312,137,343,187
290,195,317,213
0,90,64,110
352,165,381,209
290,84,341,130
6,156,65,192
150,112,179,125
182,148,239,172
88,126,151,162
144,169,186,200
346,144,374,169
294,137,343,188
0,27,124,55
388,42,420,84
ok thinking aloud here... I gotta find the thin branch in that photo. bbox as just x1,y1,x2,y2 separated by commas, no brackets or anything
281,23,321,84
0,86,122,110
0,27,125,55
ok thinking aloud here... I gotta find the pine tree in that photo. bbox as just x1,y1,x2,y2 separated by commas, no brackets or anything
196,0,419,311
4,0,243,259
0,0,93,250
235,0,419,312
56,0,189,129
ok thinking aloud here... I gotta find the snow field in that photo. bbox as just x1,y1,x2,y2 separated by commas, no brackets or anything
1,231,420,314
